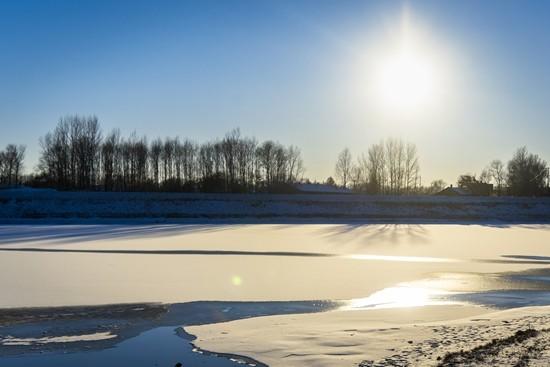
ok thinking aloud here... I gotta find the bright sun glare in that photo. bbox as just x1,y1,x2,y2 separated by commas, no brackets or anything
375,47,436,112
370,9,442,116
344,281,453,310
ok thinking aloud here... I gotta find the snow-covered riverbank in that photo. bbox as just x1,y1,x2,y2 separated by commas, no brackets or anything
2,189,550,223
188,305,550,367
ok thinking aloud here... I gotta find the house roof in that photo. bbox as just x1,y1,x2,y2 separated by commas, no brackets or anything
435,186,471,196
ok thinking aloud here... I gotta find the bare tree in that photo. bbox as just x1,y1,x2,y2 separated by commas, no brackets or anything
385,139,406,194
349,164,363,191
39,119,70,188
479,168,491,184
273,145,288,184
353,154,369,192
67,116,101,189
101,130,120,191
182,139,197,184
335,148,352,188
134,135,149,188
488,159,506,195
149,138,163,188
39,116,102,189
13,146,25,186
286,145,304,183
404,142,420,194
173,138,183,184
0,144,25,186
257,140,276,186
366,143,386,194
198,142,215,179
161,138,174,182
222,129,240,189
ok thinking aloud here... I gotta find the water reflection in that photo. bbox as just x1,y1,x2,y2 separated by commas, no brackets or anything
344,280,455,310
0,327,262,367
344,269,550,310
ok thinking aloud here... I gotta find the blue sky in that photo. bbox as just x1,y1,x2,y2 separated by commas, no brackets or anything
1,0,550,184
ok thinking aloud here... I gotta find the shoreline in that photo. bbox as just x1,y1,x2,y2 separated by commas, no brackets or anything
4,301,550,366
0,300,339,365
187,304,550,367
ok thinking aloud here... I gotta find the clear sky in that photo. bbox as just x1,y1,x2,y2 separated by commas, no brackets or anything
1,0,550,184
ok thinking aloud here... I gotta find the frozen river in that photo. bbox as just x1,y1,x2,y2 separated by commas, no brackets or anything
1,224,550,307
2,224,550,366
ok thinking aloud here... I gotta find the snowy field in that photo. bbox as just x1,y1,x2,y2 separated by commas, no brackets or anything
1,188,550,222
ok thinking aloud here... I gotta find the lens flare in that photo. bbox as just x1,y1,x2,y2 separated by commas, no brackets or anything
231,275,242,286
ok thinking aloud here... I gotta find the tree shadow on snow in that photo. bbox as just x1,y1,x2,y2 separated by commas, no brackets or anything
0,224,237,246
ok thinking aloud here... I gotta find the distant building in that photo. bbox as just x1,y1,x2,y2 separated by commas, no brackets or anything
466,182,494,196
294,183,353,194
435,185,471,196
435,183,493,196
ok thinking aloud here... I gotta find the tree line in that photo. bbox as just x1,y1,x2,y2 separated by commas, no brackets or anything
35,115,304,193
2,115,550,196
332,138,421,195
456,147,549,196
330,143,549,197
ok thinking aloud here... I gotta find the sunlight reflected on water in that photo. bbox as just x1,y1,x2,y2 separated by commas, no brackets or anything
344,279,458,310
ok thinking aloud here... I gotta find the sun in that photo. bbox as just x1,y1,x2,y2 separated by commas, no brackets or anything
369,9,443,116
374,47,437,113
